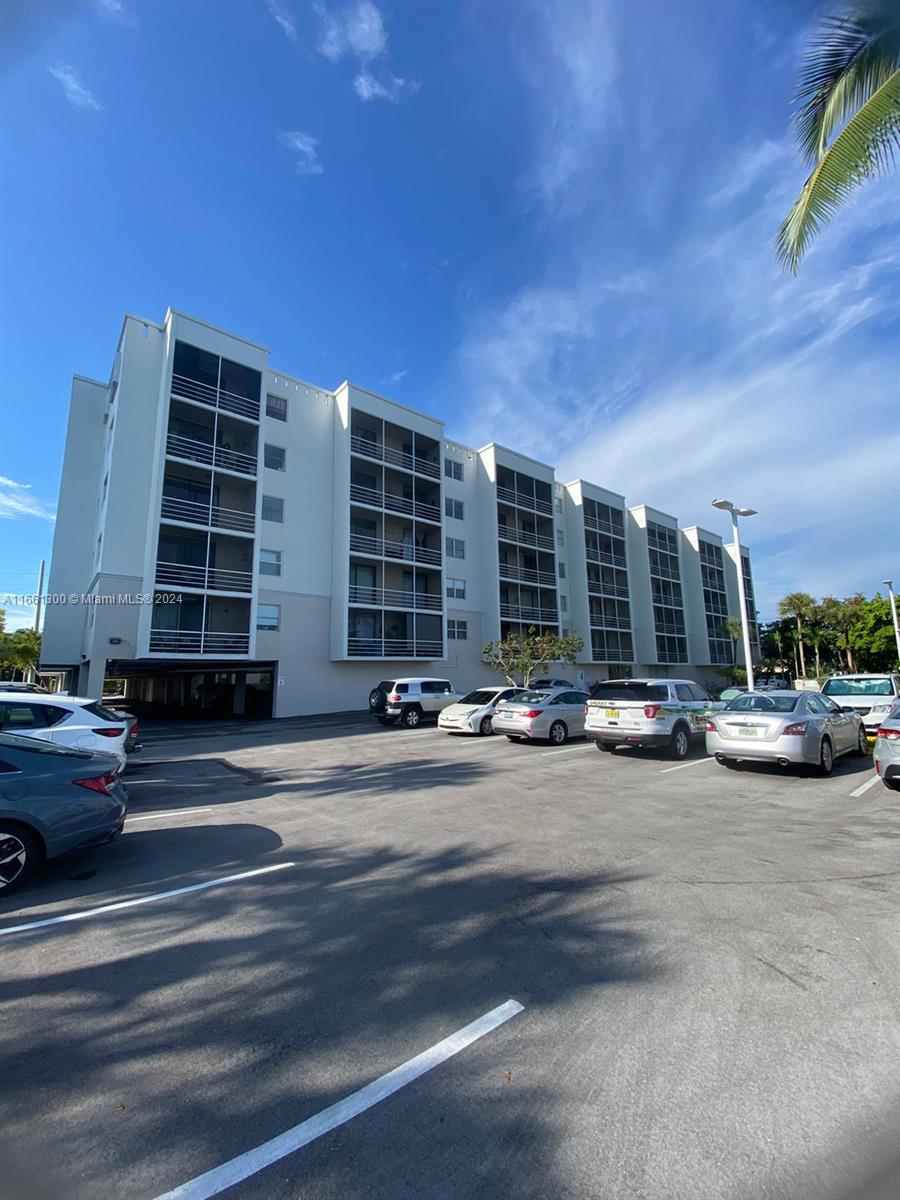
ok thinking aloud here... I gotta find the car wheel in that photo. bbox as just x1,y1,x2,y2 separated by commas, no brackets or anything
376,716,396,726
0,824,39,896
400,706,422,729
368,688,384,711
479,716,493,736
670,725,690,760
819,737,834,776
549,721,567,746
856,725,869,756
596,741,614,753
884,777,900,792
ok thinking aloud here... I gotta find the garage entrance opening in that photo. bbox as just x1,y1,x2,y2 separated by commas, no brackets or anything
104,660,276,719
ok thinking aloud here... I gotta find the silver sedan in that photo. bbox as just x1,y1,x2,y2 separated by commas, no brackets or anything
706,690,868,775
492,687,591,746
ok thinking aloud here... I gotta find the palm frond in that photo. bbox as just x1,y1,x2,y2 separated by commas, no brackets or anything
794,3,900,163
777,69,900,273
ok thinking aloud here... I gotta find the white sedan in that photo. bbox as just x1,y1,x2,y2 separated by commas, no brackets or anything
0,692,130,770
438,686,524,736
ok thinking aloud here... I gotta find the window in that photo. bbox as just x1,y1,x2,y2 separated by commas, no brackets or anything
689,684,712,702
675,685,695,701
444,457,464,481
266,394,288,421
560,596,567,612
557,530,564,547
0,703,67,730
555,497,563,513
446,537,465,559
256,603,281,631
262,495,284,523
558,562,566,579
260,549,282,577
444,497,464,520
448,619,468,640
445,577,466,599
265,444,286,471
422,680,453,693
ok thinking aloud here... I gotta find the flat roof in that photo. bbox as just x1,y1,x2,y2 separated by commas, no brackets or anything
477,442,555,472
338,381,446,428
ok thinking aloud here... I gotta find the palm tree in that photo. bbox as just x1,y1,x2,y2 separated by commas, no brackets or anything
723,615,743,664
779,592,816,678
776,1,900,273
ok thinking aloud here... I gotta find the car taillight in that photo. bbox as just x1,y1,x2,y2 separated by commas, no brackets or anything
782,722,808,736
92,727,124,737
130,721,139,739
644,703,661,719
73,772,118,795
388,693,401,703
876,727,900,740
583,704,589,715
706,720,717,732
522,710,542,719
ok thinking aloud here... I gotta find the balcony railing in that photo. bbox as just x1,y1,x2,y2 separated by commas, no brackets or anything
587,579,630,599
148,628,251,654
497,524,555,552
349,483,441,524
171,372,260,422
347,637,444,659
590,645,635,663
589,615,632,631
348,585,443,611
585,546,627,569
499,603,559,623
160,495,255,535
498,562,557,587
496,484,553,516
349,433,440,479
349,532,442,566
584,512,625,537
166,433,257,478
155,560,253,593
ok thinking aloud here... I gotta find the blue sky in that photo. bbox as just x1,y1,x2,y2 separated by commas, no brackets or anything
1,0,898,630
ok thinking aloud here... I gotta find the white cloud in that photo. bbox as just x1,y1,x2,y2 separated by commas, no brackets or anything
48,63,101,111
0,477,55,523
276,129,323,175
353,69,416,103
314,0,415,103
381,368,408,387
93,0,135,23
266,0,296,42
708,139,787,208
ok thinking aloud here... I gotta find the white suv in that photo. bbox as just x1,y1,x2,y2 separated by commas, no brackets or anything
377,678,459,728
584,678,714,759
820,673,900,739
0,692,130,770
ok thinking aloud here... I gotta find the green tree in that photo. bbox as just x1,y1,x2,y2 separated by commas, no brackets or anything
778,592,816,678
7,629,41,679
722,615,743,664
820,594,863,670
777,1,900,273
482,628,584,689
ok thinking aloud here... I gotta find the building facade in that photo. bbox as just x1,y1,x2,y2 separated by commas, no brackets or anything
41,309,759,717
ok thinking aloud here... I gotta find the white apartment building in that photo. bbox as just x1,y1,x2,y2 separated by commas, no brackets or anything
41,308,759,718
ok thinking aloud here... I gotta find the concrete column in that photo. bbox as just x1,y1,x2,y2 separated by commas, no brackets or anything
233,673,246,716
79,657,107,699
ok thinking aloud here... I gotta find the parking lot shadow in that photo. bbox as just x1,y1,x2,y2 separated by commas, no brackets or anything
1,840,657,1200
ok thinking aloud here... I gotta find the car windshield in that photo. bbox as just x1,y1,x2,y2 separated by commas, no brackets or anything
822,677,894,697
592,682,669,702
724,694,801,713
460,690,500,705
514,690,551,705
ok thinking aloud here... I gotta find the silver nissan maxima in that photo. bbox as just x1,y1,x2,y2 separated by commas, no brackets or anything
706,690,868,775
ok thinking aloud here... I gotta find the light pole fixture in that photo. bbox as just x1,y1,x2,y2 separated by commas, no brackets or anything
883,580,900,665
712,498,758,691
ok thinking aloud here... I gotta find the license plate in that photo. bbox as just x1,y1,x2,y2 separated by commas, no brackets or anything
742,727,759,737
605,709,620,719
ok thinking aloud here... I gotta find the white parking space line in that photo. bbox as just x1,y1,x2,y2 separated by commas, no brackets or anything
0,862,294,938
849,774,881,798
540,745,592,757
151,999,525,1200
659,756,715,774
127,807,214,823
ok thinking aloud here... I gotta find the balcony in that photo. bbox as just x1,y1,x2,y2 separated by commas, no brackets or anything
155,561,253,593
588,614,632,631
587,579,630,599
495,484,553,516
347,637,444,659
166,433,257,478
590,646,635,664
584,512,625,537
350,433,440,479
497,524,555,552
349,532,441,566
349,483,441,525
348,585,442,611
498,561,557,587
160,495,255,535
171,372,260,423
148,628,251,655
585,545,627,569
499,603,559,623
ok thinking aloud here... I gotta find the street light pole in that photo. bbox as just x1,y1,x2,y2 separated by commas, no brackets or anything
884,580,900,666
712,499,757,692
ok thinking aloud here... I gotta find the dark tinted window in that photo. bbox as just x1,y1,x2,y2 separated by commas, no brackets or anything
219,357,262,401
173,341,218,388
592,682,669,702
689,685,711,702
675,685,694,701
0,703,47,729
378,681,395,692
461,690,500,705
393,683,409,694
81,702,124,723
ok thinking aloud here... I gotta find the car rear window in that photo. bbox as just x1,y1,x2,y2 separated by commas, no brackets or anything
81,701,126,722
822,677,894,697
392,683,409,694
724,695,800,713
592,683,669,702
515,690,551,704
378,681,395,692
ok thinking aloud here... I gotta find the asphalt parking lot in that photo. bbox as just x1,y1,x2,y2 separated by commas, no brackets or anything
2,717,899,1200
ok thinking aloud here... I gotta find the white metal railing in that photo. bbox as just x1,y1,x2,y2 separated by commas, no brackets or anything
587,579,630,599
348,585,442,611
349,483,441,524
155,561,253,593
497,524,555,552
588,615,632,631
499,603,559,623
584,513,625,537
585,546,627,568
349,532,442,566
498,562,557,587
496,484,553,516
148,628,251,654
171,372,260,422
590,645,635,663
346,637,444,658
166,433,257,478
349,433,440,479
160,495,255,534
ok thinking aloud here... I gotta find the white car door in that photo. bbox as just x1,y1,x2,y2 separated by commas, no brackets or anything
816,694,854,752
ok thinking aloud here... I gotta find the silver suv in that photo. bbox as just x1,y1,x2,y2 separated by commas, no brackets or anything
820,673,900,739
377,678,460,728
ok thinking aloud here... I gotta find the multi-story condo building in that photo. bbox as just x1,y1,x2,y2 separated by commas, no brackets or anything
41,309,759,718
